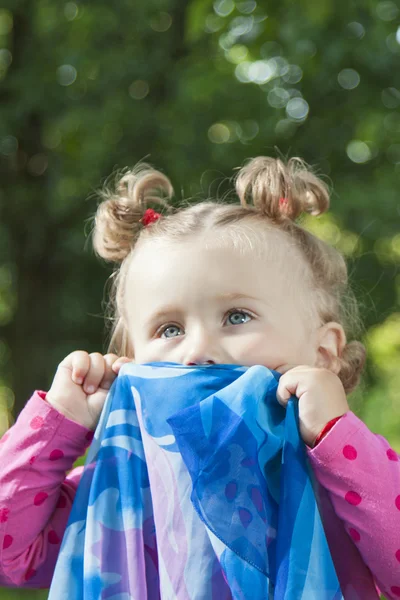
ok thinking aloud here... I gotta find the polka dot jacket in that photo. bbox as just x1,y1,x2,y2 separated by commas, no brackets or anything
0,391,399,598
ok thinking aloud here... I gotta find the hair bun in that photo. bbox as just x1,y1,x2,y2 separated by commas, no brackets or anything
234,156,330,222
92,163,174,263
116,166,173,208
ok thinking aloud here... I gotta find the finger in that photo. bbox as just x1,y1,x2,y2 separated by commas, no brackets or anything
276,370,303,406
274,364,296,406
103,353,119,366
83,353,106,394
68,351,90,385
111,356,132,373
276,382,292,407
277,367,313,406
101,354,120,389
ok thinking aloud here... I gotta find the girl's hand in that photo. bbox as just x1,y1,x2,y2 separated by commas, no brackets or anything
46,351,132,430
276,365,349,447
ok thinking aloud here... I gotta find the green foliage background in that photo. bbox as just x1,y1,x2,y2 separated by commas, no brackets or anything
0,0,399,597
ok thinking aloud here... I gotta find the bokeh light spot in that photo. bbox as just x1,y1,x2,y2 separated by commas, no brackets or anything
286,97,309,121
150,12,173,33
205,14,224,33
27,154,48,176
129,80,149,100
376,1,399,21
225,44,249,64
0,386,14,411
234,61,252,82
392,234,400,257
268,87,290,108
338,68,360,90
346,22,365,39
0,10,13,35
230,16,254,38
0,49,12,68
0,136,18,156
282,64,303,84
237,0,257,14
239,120,259,142
214,0,235,17
337,231,360,256
219,32,235,51
57,64,77,86
346,140,371,163
248,60,275,84
382,87,400,109
387,32,400,53
208,122,230,143
64,3,79,21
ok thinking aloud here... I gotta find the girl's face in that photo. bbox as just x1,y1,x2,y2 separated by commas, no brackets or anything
124,233,320,370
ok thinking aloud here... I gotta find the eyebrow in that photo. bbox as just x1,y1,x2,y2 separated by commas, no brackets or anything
214,292,260,302
143,293,261,330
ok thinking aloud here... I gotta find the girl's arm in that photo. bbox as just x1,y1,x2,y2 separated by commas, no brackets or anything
0,390,92,588
307,411,400,600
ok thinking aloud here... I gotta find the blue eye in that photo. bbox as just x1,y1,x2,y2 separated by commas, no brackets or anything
160,325,182,339
226,311,252,325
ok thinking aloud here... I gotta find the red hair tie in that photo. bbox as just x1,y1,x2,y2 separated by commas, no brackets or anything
141,208,162,227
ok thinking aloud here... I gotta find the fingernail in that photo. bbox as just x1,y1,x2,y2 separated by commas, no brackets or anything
86,386,95,394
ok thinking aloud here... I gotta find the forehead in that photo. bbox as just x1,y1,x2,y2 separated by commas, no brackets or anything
125,225,310,307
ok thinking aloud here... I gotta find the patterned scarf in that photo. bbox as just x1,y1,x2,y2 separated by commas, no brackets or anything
48,362,343,599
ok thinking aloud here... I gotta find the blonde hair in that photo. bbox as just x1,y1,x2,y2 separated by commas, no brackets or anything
92,157,366,394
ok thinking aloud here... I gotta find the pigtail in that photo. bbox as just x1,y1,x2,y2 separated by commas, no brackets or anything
92,163,174,263
338,340,366,394
234,156,330,222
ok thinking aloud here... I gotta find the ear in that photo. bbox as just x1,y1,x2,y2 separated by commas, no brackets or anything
315,322,346,373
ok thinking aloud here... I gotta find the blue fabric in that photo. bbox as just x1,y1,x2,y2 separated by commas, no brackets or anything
48,362,343,599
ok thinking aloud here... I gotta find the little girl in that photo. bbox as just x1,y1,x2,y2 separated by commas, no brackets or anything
0,156,399,598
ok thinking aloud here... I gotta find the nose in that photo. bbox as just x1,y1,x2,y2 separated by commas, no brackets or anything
183,328,218,366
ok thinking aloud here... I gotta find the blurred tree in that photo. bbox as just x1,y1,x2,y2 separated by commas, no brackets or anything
0,0,398,596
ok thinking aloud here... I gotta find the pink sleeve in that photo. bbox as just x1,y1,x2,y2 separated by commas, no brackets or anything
0,390,94,589
307,411,400,600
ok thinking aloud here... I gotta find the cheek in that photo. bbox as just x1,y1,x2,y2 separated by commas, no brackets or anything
234,327,305,367
134,345,157,364
133,339,170,364
232,330,282,361
275,330,317,367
